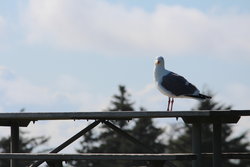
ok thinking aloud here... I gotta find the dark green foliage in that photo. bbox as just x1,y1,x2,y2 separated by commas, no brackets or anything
131,117,165,153
73,85,166,167
109,85,134,111
0,130,49,167
168,92,250,167
108,85,134,128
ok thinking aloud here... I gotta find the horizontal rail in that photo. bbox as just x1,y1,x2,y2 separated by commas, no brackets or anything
0,153,196,161
203,152,250,159
0,111,210,120
0,110,249,121
1,153,250,161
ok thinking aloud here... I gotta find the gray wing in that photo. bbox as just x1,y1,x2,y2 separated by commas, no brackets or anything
161,72,198,96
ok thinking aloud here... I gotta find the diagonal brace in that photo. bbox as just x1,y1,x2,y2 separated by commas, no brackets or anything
103,120,176,167
103,120,154,153
29,120,101,167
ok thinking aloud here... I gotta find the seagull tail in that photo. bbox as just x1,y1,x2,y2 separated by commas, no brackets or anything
185,94,212,101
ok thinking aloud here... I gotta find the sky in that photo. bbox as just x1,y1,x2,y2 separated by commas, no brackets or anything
0,0,250,153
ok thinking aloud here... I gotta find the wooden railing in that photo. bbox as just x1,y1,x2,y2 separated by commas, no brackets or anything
0,110,249,167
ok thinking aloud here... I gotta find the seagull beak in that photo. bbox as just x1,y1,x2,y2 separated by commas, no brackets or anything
155,60,160,65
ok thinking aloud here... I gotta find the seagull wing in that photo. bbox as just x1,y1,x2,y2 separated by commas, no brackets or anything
161,72,198,96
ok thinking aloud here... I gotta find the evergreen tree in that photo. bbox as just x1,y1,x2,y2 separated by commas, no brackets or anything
0,130,49,167
108,85,134,128
109,85,134,111
96,85,135,156
73,85,166,167
168,93,250,167
130,117,165,153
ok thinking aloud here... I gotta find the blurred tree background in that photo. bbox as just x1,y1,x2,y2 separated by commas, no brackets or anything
0,131,49,167
72,87,250,167
168,92,250,167
0,86,249,167
72,85,166,167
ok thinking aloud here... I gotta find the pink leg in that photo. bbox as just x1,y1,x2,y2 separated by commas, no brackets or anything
170,98,174,111
167,97,171,111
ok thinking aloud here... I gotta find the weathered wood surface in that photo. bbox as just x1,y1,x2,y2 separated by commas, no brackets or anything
0,153,196,161
1,152,250,161
203,152,250,159
0,110,248,121
1,153,250,161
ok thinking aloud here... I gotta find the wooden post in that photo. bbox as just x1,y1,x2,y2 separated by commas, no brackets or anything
192,123,201,167
213,123,222,167
10,123,19,167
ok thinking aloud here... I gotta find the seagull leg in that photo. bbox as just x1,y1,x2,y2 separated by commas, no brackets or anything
167,97,171,111
170,98,174,111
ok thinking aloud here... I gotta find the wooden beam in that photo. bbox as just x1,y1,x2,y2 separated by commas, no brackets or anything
0,153,196,161
222,152,250,159
182,116,240,124
0,110,248,122
1,152,250,161
0,120,30,127
0,111,210,121
203,152,250,159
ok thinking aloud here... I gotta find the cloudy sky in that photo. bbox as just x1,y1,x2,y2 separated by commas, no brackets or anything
0,0,250,152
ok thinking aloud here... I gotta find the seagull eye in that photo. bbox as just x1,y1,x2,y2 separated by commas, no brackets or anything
155,60,160,65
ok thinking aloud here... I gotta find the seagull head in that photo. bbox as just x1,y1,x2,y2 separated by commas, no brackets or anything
155,56,164,66
154,56,167,82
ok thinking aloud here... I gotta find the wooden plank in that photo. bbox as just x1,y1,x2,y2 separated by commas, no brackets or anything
0,110,249,121
0,120,30,127
222,152,250,159
0,153,196,161
202,153,250,159
1,152,249,161
0,111,210,120
182,116,240,124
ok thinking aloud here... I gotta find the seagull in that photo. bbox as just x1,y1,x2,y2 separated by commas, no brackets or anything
154,56,211,111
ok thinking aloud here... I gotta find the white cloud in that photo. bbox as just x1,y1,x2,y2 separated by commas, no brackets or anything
22,120,91,153
0,66,111,153
0,66,107,112
232,117,250,139
0,119,98,153
22,0,250,59
221,83,250,142
215,83,250,110
0,66,55,107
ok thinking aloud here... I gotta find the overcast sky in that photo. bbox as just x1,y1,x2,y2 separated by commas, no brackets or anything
0,0,250,153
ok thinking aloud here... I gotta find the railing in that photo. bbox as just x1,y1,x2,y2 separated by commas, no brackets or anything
0,110,249,167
